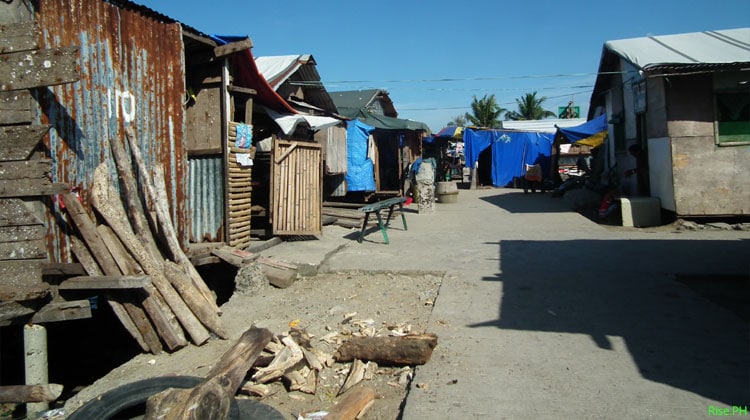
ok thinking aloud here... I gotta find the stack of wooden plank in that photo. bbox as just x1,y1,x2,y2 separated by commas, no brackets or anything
227,122,255,249
62,127,227,354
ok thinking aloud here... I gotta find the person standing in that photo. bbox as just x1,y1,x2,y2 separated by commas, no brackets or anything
625,144,649,196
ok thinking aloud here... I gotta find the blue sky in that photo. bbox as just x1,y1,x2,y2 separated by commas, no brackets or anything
138,0,749,132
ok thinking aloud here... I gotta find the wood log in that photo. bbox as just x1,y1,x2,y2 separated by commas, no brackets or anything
58,275,151,290
126,127,219,315
90,225,162,354
30,300,91,323
162,261,227,339
97,225,192,354
68,234,154,353
65,198,159,352
333,334,438,365
91,164,195,348
108,135,162,263
144,326,272,420
325,385,376,420
0,384,63,403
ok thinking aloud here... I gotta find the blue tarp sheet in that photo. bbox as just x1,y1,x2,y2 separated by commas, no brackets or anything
345,119,376,191
557,113,608,143
464,129,554,187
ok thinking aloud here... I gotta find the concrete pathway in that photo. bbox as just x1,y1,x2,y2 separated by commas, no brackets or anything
265,187,749,419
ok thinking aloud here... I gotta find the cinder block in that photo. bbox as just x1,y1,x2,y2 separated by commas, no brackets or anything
621,197,661,227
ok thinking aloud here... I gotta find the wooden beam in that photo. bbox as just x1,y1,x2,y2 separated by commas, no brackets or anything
0,300,38,325
0,21,39,54
0,90,31,124
0,284,50,301
0,181,69,198
0,46,80,91
0,384,63,403
41,262,86,277
58,275,151,290
0,159,51,180
0,125,51,162
213,37,253,58
30,299,92,323
210,246,258,267
227,85,256,96
0,238,46,260
0,198,44,226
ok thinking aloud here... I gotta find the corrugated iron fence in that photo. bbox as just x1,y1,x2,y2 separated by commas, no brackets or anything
35,0,187,261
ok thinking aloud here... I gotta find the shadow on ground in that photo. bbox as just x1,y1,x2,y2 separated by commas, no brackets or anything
470,238,750,406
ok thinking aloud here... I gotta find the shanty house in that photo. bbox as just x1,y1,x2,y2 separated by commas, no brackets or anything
588,28,750,217
0,0,300,404
331,89,430,197
254,54,349,203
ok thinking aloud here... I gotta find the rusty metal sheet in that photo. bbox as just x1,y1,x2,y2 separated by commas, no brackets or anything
34,0,188,261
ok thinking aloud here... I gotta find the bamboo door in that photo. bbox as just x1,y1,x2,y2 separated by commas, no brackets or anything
271,139,322,236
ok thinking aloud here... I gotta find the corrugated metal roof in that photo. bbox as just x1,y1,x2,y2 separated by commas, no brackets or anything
330,89,398,118
605,28,750,71
254,54,338,114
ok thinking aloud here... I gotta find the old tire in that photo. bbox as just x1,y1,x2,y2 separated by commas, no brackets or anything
67,376,240,420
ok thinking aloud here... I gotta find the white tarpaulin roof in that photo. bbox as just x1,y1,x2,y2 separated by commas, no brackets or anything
605,28,750,70
264,106,341,136
255,55,311,90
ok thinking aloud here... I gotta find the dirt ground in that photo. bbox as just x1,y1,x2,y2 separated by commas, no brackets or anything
62,270,444,420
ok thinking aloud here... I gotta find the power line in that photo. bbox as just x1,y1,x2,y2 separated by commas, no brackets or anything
288,70,620,87
398,89,595,111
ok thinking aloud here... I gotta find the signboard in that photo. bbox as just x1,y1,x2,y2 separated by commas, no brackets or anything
558,105,580,118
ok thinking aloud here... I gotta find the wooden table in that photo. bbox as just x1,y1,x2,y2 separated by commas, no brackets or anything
357,197,408,244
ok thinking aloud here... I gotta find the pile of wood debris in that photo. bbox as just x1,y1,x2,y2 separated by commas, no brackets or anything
62,127,227,354
141,319,438,420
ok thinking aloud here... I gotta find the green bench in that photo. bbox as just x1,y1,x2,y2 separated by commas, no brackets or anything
357,197,408,244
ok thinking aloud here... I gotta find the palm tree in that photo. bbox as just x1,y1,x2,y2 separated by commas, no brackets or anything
448,115,467,127
464,94,506,128
505,92,557,120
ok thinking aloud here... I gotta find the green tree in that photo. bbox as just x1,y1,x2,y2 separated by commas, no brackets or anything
505,92,557,120
448,114,467,127
464,94,506,128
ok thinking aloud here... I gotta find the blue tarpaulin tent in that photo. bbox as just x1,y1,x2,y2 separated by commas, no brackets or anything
464,129,554,187
556,113,608,147
345,119,376,191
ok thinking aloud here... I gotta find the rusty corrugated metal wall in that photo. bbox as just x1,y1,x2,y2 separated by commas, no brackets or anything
34,0,187,261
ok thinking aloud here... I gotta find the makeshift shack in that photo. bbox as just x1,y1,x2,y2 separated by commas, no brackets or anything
331,90,430,198
463,129,554,188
